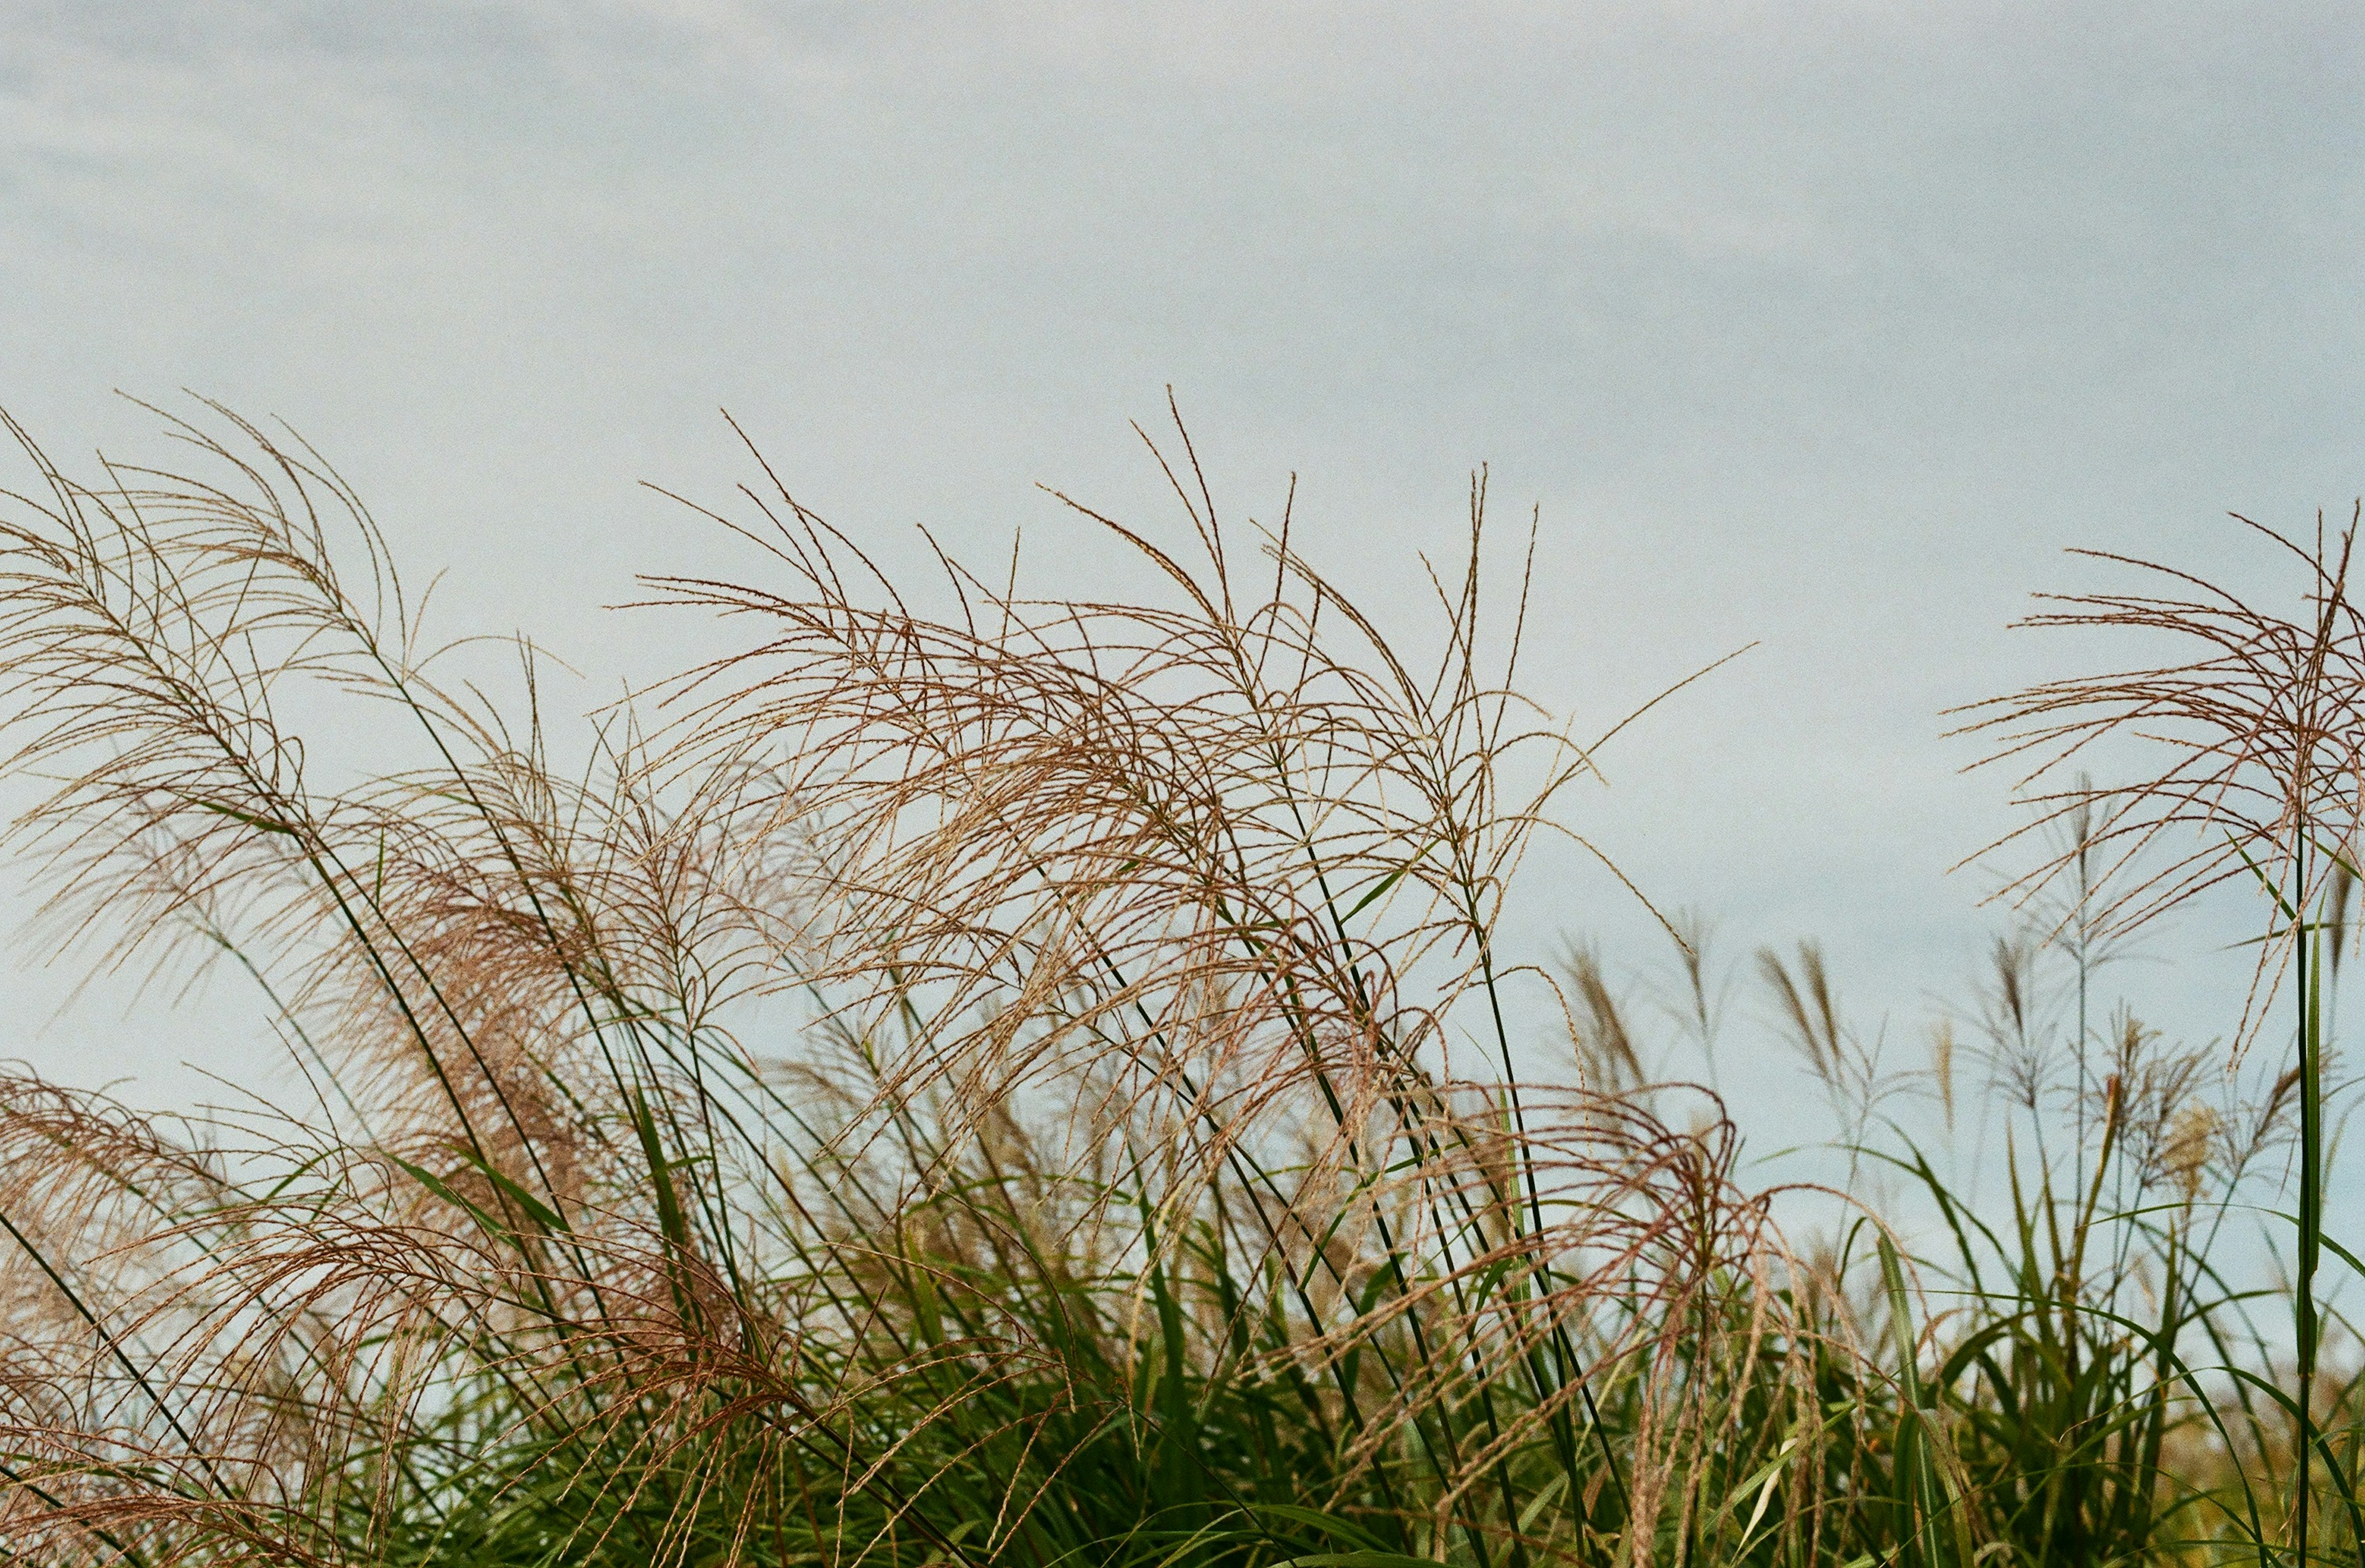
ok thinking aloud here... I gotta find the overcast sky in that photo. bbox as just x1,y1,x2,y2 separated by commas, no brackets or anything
4,2,2361,1147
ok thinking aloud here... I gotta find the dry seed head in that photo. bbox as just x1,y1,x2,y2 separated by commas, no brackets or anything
2163,1101,2218,1208
1956,507,2365,1057
1930,1018,1956,1133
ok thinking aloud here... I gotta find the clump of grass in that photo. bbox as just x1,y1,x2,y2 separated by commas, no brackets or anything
1960,509,2365,1563
0,400,2356,1568
0,403,1817,1566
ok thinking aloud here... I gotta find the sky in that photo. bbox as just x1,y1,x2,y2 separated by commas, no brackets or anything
2,1,2361,1166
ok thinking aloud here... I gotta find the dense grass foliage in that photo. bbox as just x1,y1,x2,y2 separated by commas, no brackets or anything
0,406,2358,1564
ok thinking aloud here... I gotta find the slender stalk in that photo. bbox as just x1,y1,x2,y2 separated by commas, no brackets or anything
2298,826,2323,1566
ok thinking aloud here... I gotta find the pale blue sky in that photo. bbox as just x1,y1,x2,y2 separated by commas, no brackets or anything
4,2,2360,1141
